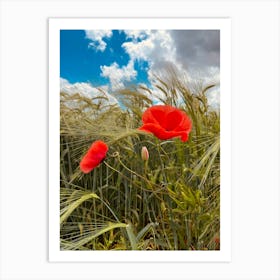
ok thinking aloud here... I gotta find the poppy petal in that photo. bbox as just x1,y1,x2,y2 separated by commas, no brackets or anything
164,110,183,131
174,112,192,133
140,123,188,141
80,140,108,174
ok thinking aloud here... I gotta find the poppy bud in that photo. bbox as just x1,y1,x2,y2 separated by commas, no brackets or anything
141,146,149,161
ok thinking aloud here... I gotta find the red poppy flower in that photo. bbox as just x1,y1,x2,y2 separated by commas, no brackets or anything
139,105,192,142
80,140,108,174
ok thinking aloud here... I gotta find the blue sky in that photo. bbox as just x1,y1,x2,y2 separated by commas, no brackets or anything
60,30,150,88
60,29,220,106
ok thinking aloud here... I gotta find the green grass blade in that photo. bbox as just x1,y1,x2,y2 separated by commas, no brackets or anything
60,192,100,224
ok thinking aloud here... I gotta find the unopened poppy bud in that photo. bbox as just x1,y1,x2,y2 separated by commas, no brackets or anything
141,146,149,161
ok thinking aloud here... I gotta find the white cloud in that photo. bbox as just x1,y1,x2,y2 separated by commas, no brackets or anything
121,30,220,88
122,30,220,108
60,78,118,105
121,30,192,101
99,30,179,92
85,29,220,108
100,60,137,91
122,38,154,61
122,30,176,68
60,77,70,88
123,30,150,41
85,30,113,52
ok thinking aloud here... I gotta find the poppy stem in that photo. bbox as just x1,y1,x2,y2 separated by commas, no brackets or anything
155,139,168,183
144,160,148,175
103,160,159,194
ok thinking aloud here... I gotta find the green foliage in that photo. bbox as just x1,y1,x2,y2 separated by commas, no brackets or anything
59,71,220,250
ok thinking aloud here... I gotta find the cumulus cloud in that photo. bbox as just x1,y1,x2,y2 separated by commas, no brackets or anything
60,78,118,105
123,30,149,41
85,30,113,52
84,29,220,107
125,30,220,107
100,60,137,91
121,30,220,81
60,77,70,88
100,30,177,92
122,30,176,69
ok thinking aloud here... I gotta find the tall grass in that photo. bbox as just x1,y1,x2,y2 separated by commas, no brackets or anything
59,71,220,250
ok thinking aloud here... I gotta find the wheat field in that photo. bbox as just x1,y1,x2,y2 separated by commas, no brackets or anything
59,71,220,250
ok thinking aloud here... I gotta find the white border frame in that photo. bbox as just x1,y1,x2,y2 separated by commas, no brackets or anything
1,1,279,279
49,18,231,262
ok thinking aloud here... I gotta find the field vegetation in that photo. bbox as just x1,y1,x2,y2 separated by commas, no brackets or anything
60,69,220,250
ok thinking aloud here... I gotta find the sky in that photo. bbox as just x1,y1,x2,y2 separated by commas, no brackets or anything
60,29,220,107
